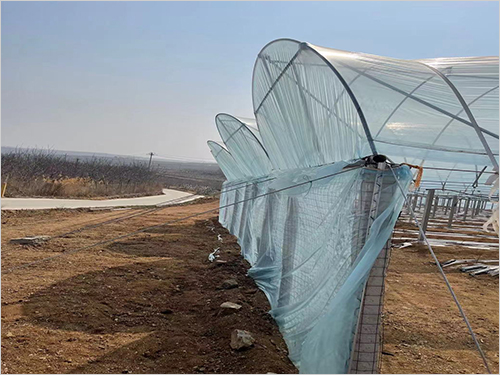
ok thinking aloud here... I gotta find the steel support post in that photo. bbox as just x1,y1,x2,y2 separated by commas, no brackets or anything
350,160,391,374
432,195,439,218
410,194,418,222
474,199,481,217
419,189,435,243
448,196,458,229
462,198,471,221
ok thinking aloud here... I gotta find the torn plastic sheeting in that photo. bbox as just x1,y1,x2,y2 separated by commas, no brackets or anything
218,163,411,373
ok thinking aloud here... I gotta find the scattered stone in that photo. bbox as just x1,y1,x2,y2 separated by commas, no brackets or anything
382,351,395,356
220,302,242,315
244,288,259,295
160,309,173,315
230,329,255,350
10,236,50,246
5,332,14,338
172,285,182,293
215,260,227,266
221,279,239,289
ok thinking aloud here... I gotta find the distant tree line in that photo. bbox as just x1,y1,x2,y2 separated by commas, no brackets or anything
1,148,224,198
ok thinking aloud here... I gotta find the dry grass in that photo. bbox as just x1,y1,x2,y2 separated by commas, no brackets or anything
1,149,222,198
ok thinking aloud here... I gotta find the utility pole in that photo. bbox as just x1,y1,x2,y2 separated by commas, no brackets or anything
148,152,155,170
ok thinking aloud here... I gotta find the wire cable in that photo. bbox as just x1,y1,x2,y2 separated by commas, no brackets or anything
388,165,492,374
3,164,362,275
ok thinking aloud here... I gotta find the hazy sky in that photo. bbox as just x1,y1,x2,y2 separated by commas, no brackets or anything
2,1,498,162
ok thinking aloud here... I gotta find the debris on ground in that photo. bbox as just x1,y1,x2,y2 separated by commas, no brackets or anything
220,302,242,315
208,247,220,262
230,329,255,350
440,259,499,277
399,242,413,249
9,235,51,246
221,279,239,289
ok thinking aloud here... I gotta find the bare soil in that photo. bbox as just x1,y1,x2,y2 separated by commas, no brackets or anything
2,202,498,374
382,224,499,373
1,200,296,374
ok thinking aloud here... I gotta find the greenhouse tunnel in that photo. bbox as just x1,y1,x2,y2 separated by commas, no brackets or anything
209,38,499,374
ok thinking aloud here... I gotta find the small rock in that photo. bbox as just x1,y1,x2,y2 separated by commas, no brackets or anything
5,332,14,338
221,279,238,289
215,260,227,265
172,285,182,293
10,236,50,246
230,329,255,350
220,302,242,315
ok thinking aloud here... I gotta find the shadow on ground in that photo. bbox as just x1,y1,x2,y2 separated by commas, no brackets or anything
20,217,297,373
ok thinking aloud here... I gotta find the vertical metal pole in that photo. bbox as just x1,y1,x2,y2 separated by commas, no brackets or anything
410,194,418,222
444,197,450,215
474,199,481,217
462,198,471,221
448,196,458,229
405,193,412,213
419,189,435,243
349,161,387,374
432,195,439,218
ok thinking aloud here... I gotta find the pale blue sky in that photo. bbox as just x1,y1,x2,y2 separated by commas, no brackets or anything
2,1,498,161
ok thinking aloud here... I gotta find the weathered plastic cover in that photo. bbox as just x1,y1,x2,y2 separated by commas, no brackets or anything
209,38,498,373
252,39,498,191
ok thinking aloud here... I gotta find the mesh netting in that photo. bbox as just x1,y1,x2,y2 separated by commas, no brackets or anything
219,163,412,373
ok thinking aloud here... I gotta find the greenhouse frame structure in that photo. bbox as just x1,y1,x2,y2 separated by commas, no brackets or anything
208,39,499,374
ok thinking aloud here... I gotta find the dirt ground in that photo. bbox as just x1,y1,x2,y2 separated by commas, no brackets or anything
382,223,499,374
1,200,498,374
1,200,296,374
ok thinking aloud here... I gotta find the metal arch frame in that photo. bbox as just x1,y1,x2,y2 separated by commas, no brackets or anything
215,113,273,175
331,61,498,139
416,61,499,172
251,38,303,115
252,39,378,156
263,57,370,142
418,85,499,167
374,73,436,138
207,140,245,181
302,42,378,156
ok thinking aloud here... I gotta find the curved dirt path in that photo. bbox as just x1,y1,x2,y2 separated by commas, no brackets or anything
1,189,203,210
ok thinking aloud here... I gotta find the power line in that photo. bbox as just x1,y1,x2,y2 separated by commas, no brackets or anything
388,165,492,374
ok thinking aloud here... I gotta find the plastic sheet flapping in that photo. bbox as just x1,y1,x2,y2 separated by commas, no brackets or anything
215,114,273,178
219,162,412,373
